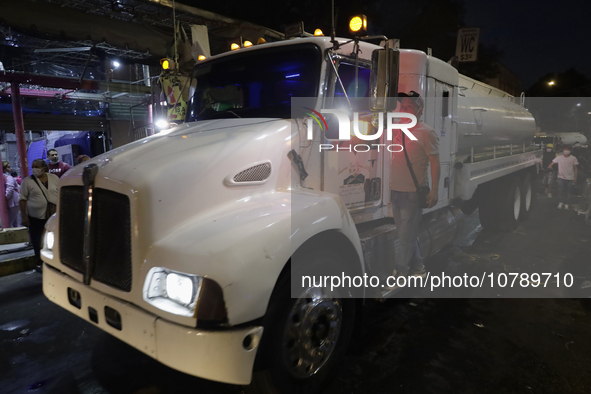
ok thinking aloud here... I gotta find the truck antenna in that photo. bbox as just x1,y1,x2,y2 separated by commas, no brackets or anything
330,0,338,48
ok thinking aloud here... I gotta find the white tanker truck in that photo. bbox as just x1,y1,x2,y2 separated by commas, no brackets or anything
41,28,540,393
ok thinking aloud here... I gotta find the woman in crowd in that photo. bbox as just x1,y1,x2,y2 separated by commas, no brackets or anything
3,161,20,227
19,159,59,272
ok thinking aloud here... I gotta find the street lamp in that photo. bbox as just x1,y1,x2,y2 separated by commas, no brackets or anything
548,81,555,86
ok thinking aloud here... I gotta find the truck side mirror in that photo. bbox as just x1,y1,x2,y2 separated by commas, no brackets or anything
370,48,399,111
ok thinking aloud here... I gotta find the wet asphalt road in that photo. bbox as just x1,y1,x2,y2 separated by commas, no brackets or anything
1,193,591,394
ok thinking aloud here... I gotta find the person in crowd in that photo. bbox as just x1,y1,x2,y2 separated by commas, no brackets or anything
548,145,578,210
47,149,71,178
77,155,90,164
540,143,557,197
11,171,22,185
19,159,59,272
3,161,20,227
389,91,440,284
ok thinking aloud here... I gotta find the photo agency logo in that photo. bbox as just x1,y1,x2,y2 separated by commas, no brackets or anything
304,108,419,152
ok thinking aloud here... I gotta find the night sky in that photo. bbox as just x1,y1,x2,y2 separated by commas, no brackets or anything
463,0,591,89
191,0,591,91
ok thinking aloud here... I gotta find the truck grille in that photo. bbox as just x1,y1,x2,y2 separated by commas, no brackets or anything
59,186,132,292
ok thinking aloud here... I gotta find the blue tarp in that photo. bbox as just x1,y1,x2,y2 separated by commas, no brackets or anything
54,131,92,157
27,140,47,175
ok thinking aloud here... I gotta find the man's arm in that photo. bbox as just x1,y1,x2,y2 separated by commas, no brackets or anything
574,165,578,185
5,176,15,199
427,154,440,208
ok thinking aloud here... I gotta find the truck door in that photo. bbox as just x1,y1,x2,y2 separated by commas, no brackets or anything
322,61,384,218
424,78,454,207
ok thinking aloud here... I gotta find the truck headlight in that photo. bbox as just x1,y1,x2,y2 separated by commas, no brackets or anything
143,267,202,317
45,231,55,250
41,231,55,260
166,273,194,305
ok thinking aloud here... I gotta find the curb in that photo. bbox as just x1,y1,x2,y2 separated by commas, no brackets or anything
0,254,37,277
0,228,29,245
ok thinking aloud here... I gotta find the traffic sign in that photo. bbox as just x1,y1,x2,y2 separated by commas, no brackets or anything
456,28,480,62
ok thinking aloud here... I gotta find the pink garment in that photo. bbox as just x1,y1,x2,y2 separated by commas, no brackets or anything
4,173,20,208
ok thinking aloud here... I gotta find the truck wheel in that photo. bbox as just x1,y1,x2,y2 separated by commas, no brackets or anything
497,176,521,232
248,251,356,394
519,172,536,220
479,184,500,231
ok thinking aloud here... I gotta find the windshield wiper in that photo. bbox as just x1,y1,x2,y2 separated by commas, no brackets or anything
226,110,241,118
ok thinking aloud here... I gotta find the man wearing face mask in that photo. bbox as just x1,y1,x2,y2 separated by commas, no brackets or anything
540,143,557,197
47,148,71,178
19,159,59,272
389,91,440,284
548,145,579,210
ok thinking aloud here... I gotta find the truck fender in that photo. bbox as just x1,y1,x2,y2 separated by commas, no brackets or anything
139,189,363,326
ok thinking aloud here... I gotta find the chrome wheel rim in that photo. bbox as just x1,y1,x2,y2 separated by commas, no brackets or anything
282,286,342,378
513,186,521,220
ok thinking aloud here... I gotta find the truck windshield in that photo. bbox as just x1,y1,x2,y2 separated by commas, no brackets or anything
186,43,322,121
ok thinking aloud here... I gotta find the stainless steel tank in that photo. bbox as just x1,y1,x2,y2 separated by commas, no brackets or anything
456,75,537,158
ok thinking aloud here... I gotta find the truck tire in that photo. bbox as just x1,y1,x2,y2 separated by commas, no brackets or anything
478,184,500,231
497,176,521,232
248,251,356,394
519,172,536,220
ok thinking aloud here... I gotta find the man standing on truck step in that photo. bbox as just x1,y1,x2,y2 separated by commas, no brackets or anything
549,145,578,210
47,149,71,179
389,91,440,282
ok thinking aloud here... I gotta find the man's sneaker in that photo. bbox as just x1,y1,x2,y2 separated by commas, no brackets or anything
558,202,564,209
409,268,427,278
548,193,553,198
564,204,569,210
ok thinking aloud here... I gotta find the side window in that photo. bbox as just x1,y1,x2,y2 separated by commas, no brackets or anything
334,63,371,98
442,91,450,118
326,62,372,140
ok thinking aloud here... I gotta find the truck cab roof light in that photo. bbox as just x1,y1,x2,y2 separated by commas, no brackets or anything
314,29,324,36
244,41,253,47
230,43,240,51
349,15,367,36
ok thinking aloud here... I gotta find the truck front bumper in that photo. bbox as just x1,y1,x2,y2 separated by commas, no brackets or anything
42,263,263,385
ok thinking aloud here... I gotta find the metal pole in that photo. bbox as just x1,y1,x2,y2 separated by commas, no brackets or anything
11,83,29,177
0,147,11,229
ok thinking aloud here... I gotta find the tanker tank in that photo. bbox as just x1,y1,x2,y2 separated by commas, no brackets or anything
456,75,537,161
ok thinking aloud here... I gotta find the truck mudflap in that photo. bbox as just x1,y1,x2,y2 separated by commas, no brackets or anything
42,263,263,385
